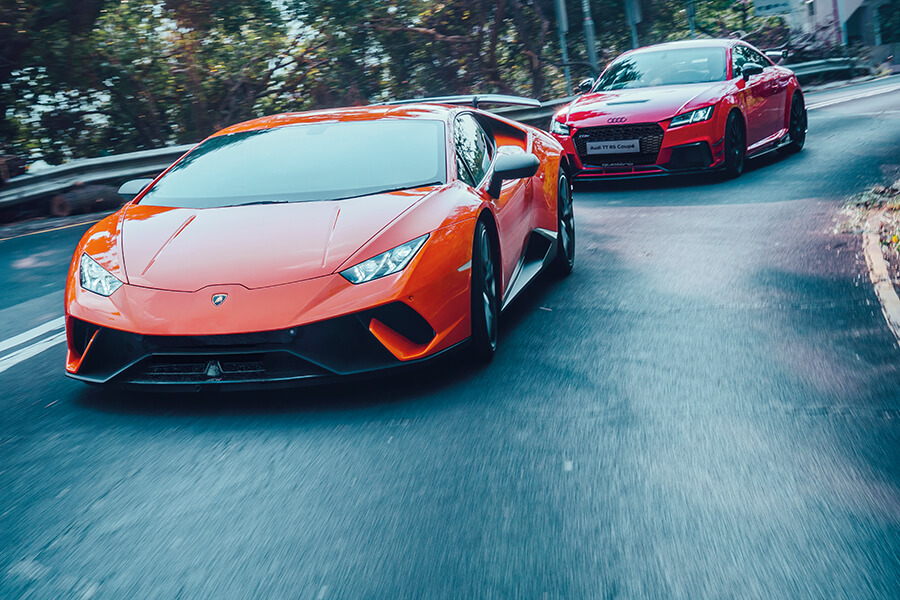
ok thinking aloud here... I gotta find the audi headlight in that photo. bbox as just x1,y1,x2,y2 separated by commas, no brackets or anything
669,105,715,128
80,253,123,296
550,119,570,136
340,235,429,284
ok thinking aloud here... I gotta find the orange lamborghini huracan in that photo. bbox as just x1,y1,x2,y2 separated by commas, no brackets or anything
64,96,575,388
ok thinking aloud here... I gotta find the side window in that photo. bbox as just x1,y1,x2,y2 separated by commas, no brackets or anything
455,153,476,187
454,113,493,186
731,45,749,78
747,47,770,69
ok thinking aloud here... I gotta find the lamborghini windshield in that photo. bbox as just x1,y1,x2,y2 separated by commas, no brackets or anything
139,119,447,208
593,47,727,91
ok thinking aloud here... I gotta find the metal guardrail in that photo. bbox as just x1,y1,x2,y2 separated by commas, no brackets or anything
0,144,193,211
0,58,872,214
493,97,573,124
787,57,857,78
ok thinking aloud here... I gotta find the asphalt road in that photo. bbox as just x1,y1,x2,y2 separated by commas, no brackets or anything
2,77,900,599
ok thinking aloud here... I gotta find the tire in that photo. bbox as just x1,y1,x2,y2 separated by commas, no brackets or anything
722,111,746,179
470,219,499,362
552,168,575,276
782,92,806,154
725,111,747,179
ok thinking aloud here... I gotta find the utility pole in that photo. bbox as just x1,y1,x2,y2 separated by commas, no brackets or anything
686,0,696,39
873,2,882,46
624,0,640,49
555,0,573,95
581,0,599,76
737,0,748,34
832,0,847,46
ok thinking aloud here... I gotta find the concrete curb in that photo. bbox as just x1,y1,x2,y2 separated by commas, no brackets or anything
863,212,900,346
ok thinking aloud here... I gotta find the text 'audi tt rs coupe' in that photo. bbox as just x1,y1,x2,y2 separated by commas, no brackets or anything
65,97,575,389
550,39,807,180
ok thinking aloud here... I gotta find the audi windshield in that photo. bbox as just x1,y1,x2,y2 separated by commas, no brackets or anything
593,47,728,91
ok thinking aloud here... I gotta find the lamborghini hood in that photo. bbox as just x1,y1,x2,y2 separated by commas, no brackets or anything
565,82,729,125
121,188,438,292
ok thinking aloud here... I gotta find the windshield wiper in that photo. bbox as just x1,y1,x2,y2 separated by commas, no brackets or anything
220,182,444,206
238,199,293,206
328,181,444,202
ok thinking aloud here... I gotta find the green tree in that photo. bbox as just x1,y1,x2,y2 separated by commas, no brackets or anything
3,0,793,163
5,0,333,162
0,0,108,156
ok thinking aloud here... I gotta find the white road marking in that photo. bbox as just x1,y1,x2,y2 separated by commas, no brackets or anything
807,82,900,110
0,331,67,374
0,316,64,354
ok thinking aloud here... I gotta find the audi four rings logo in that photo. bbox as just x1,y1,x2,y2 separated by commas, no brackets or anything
607,117,628,123
211,293,228,306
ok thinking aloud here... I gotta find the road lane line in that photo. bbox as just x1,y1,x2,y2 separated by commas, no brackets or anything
0,331,67,374
808,83,900,110
0,317,65,354
0,218,104,243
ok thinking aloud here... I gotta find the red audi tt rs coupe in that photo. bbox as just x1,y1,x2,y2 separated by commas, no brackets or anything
64,96,574,389
550,39,807,180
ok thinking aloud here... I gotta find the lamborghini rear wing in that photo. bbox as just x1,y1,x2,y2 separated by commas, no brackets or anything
376,94,542,110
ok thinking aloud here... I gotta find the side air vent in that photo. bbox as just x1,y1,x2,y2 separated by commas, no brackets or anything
70,318,100,355
366,303,436,346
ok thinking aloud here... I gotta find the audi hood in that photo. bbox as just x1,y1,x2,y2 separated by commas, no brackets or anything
561,82,731,126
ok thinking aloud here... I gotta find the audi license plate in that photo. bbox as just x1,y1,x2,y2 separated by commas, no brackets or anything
586,139,640,154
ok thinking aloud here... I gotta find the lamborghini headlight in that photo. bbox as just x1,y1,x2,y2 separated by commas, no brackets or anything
80,253,123,296
550,118,570,136
340,234,429,284
669,105,715,128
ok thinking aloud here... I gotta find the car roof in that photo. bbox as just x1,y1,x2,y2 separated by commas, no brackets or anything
213,104,454,137
626,38,740,55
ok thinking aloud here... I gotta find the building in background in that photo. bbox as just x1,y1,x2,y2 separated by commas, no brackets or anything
767,0,897,65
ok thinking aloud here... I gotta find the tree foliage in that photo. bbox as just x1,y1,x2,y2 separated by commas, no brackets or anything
1,0,791,163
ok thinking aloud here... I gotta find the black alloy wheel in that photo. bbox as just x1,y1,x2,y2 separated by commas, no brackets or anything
470,219,499,362
722,111,746,179
552,169,575,276
782,93,807,154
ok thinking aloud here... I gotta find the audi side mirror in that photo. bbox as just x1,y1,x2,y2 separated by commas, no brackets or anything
742,63,764,80
118,178,154,202
578,78,595,94
487,153,540,199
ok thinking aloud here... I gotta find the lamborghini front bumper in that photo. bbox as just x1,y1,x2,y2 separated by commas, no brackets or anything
66,301,451,389
65,222,475,389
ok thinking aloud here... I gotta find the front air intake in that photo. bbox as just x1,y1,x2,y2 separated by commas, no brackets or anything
366,302,436,346
575,123,665,167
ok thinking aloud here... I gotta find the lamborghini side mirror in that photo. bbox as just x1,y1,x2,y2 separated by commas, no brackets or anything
487,153,540,198
118,178,154,202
